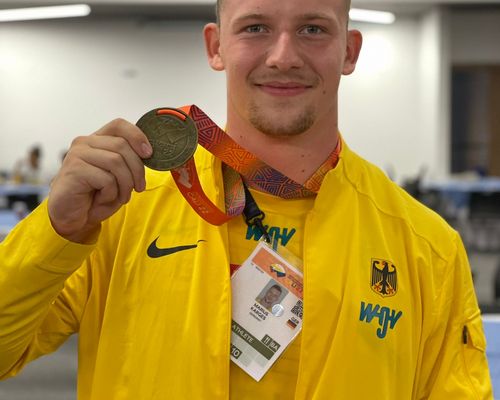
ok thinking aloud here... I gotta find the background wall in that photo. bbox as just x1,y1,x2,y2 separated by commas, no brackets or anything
0,8,499,183
341,10,449,183
0,18,227,181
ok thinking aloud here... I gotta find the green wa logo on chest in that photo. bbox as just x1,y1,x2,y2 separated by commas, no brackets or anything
246,225,296,247
359,301,403,339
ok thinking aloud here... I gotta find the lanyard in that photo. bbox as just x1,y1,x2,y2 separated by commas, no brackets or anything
181,105,341,197
144,106,340,225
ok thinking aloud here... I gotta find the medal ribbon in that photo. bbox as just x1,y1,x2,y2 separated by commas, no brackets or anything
158,105,341,225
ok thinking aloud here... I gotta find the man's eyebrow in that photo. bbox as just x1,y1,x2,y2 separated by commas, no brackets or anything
232,12,335,25
299,12,335,22
232,13,268,24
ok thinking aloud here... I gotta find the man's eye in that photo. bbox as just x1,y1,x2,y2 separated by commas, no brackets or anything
300,25,324,35
246,25,266,33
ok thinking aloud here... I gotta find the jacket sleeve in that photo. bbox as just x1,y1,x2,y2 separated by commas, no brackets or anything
418,232,493,399
0,201,96,379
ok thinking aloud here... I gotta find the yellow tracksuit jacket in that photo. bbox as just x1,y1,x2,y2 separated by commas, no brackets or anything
0,141,492,399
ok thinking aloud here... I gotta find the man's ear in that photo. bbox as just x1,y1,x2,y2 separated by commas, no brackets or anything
342,29,363,75
204,23,225,71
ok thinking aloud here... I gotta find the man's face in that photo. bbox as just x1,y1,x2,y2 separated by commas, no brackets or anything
264,287,281,305
205,0,360,137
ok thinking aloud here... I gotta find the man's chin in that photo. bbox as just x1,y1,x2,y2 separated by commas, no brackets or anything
249,109,315,138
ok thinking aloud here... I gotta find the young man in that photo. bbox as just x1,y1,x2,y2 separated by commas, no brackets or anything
0,0,492,398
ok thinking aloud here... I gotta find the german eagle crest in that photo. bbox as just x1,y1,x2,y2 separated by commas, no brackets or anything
371,258,397,297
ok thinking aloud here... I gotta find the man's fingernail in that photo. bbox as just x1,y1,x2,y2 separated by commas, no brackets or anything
142,142,153,158
138,178,146,192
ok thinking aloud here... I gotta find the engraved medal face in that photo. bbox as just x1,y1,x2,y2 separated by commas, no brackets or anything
136,108,198,171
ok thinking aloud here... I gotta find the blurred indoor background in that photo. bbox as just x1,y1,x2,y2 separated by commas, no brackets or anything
0,0,499,398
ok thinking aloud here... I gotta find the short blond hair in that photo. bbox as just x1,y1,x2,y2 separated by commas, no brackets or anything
215,0,352,25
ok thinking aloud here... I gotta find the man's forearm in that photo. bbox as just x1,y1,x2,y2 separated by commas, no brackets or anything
0,202,95,377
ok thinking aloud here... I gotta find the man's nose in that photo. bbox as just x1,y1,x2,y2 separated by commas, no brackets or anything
265,32,304,71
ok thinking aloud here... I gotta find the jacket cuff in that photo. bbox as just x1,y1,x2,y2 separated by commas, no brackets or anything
20,200,98,274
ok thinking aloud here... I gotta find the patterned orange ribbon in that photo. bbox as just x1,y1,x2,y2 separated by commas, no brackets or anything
162,105,340,225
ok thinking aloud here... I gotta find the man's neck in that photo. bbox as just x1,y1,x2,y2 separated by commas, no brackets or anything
225,115,339,184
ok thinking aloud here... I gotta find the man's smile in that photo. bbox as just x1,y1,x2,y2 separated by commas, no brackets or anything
255,81,312,96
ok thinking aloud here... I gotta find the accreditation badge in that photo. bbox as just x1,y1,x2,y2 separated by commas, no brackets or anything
230,241,303,381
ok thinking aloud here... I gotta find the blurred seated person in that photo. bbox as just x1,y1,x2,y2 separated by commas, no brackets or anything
9,145,45,211
12,146,43,185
